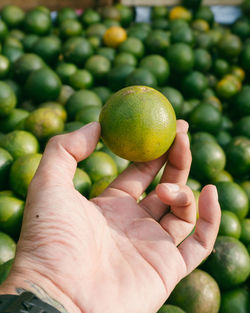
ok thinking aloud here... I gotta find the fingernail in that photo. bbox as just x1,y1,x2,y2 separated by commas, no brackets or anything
212,185,218,200
163,183,180,193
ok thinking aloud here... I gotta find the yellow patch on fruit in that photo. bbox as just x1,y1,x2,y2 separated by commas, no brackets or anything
99,86,176,162
103,26,127,48
169,6,192,22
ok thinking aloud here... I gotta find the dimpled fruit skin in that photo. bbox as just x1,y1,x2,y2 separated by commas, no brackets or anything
99,86,176,162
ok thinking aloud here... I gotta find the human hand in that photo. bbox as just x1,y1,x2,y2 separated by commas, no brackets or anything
0,121,221,313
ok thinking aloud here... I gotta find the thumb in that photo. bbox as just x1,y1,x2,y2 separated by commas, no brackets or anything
32,122,101,186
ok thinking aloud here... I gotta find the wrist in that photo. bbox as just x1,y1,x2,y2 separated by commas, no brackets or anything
0,264,81,313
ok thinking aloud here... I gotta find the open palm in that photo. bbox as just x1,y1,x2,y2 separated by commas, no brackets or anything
1,121,221,313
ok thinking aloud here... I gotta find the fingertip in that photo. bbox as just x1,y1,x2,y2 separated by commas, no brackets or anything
177,120,189,133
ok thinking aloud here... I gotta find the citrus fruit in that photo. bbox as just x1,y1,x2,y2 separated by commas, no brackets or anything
75,106,101,125
99,86,176,162
234,116,250,138
22,34,39,52
218,33,242,59
191,131,216,144
96,47,116,63
0,81,17,117
232,17,250,40
0,196,24,239
119,37,144,59
151,19,169,31
2,45,23,64
168,269,220,313
103,26,127,48
151,6,168,20
0,108,29,133
211,170,233,183
203,236,250,289
114,52,137,67
186,178,201,191
191,140,226,181
220,288,249,313
25,67,62,103
189,103,222,133
225,136,250,177
100,6,120,21
56,7,77,25
167,43,194,74
182,71,208,98
1,5,25,28
0,55,10,79
115,4,134,27
85,55,111,81
145,30,170,55
86,23,107,38
13,53,46,83
0,258,13,284
101,145,129,174
55,62,77,85
191,19,210,32
241,181,250,207
79,151,118,183
80,8,101,26
57,85,74,106
171,26,195,46
240,218,250,245
89,175,116,198
241,43,250,71
24,9,52,35
73,168,92,197
194,48,212,72
234,85,250,117
10,153,42,198
140,55,170,86
59,19,83,39
169,6,192,22
0,148,13,190
62,37,94,67
91,87,112,104
158,304,186,313
69,69,93,90
32,35,61,65
24,108,64,142
39,102,67,122
0,232,16,265
216,181,248,219
107,64,134,91
159,87,184,118
195,6,214,25
126,68,157,88
219,210,241,239
0,20,8,41
65,90,102,120
0,130,39,160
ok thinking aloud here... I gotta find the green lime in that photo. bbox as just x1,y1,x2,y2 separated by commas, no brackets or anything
216,181,248,219
55,63,77,85
126,68,157,88
241,43,250,71
204,236,250,289
10,153,42,198
0,148,13,190
21,34,39,52
65,90,102,120
234,85,250,117
57,85,74,106
32,35,61,64
56,7,77,25
0,81,17,117
0,130,39,160
119,37,144,59
25,67,62,103
97,47,116,63
167,43,194,74
140,55,169,86
79,151,118,183
225,136,250,177
86,23,107,38
211,170,233,183
159,87,184,118
13,53,46,83
107,64,134,91
158,304,186,313
195,6,214,25
0,258,14,284
194,48,212,72
186,178,201,191
219,210,241,239
218,33,242,59
168,269,220,313
191,140,226,181
220,288,249,313
0,196,24,239
25,108,64,142
234,116,250,138
24,9,52,35
73,168,92,197
1,5,25,28
114,52,137,67
80,8,101,26
115,4,134,27
91,87,112,105
69,69,93,90
0,20,8,41
182,71,208,98
0,232,16,265
101,145,129,174
75,106,101,125
2,46,23,64
0,55,10,79
59,19,83,39
89,175,116,198
240,218,250,245
62,37,94,67
85,55,111,82
145,30,170,55
39,102,67,122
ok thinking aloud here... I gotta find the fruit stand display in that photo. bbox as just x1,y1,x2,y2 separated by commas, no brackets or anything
0,0,249,312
